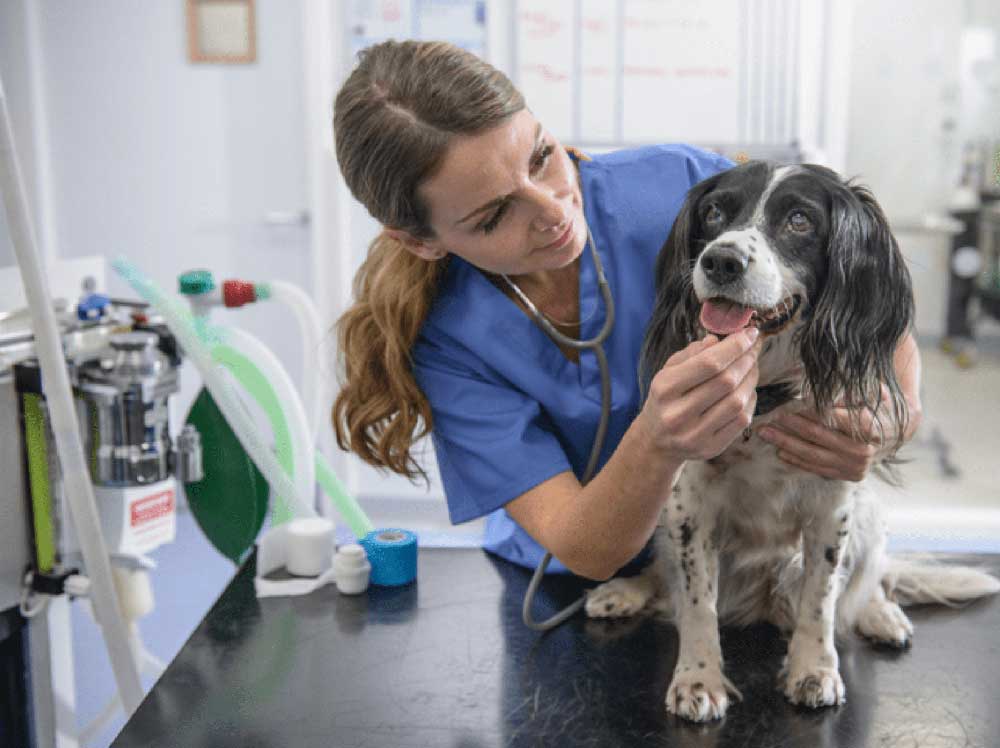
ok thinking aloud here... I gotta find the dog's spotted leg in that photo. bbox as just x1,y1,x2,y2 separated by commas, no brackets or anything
662,470,740,722
781,485,853,708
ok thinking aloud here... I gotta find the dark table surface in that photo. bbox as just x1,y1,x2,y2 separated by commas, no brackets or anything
112,549,1000,748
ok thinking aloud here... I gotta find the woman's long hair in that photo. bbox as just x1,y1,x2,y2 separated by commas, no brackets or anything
332,40,524,481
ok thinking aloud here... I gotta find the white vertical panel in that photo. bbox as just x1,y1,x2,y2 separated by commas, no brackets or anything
24,0,57,264
764,0,775,142
774,0,789,145
755,0,764,142
752,0,765,142
622,0,740,143
304,0,353,504
819,0,853,172
738,0,749,144
786,0,800,148
796,0,825,158
515,0,577,140
485,0,514,72
579,0,618,142
843,0,962,213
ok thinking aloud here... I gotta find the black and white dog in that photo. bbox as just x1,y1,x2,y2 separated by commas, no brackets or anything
585,162,1000,722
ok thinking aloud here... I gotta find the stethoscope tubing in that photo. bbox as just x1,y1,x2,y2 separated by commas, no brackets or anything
502,228,616,631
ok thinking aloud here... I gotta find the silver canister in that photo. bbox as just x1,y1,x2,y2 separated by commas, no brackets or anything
75,332,179,486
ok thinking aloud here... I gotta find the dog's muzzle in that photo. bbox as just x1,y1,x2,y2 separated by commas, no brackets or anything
700,245,748,287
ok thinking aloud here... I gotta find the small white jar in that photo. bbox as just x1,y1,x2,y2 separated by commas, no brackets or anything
332,544,371,595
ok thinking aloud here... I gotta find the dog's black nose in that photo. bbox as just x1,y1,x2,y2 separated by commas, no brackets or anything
700,245,749,286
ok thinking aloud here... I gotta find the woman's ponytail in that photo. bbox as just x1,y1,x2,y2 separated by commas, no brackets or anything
332,233,446,480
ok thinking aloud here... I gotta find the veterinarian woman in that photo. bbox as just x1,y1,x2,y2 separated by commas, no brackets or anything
331,40,923,582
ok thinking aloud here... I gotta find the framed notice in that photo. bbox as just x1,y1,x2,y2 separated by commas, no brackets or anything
187,0,257,64
348,0,487,59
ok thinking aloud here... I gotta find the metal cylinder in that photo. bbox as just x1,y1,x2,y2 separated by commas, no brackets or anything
174,424,204,484
75,332,180,486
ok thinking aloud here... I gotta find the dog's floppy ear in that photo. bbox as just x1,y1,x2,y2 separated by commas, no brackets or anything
638,172,725,398
797,170,914,446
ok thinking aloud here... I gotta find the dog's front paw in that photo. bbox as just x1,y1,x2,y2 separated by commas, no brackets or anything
585,577,652,619
665,668,739,722
781,665,846,708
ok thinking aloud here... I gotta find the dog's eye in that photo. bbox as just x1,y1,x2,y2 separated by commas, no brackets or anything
705,204,725,227
787,211,812,233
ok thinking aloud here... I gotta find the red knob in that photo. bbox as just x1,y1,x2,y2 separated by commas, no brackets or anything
222,280,257,308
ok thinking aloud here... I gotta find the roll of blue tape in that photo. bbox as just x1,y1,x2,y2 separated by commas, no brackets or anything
359,528,418,587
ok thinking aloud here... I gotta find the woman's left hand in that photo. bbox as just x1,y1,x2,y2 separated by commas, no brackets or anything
756,400,887,482
758,332,923,482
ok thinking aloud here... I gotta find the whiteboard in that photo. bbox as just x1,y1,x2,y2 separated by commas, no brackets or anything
514,0,803,148
513,2,576,138
579,0,618,141
622,0,740,143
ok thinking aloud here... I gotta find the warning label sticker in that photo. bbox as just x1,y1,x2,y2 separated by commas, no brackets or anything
130,489,175,527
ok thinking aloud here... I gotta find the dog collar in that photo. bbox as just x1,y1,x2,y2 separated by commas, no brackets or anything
754,382,798,417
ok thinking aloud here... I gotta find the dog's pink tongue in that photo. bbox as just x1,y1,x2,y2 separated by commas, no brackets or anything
700,300,754,335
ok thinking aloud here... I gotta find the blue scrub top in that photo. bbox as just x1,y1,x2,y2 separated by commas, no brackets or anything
412,144,732,573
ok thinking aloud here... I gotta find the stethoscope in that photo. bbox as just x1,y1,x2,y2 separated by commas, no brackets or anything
500,225,616,631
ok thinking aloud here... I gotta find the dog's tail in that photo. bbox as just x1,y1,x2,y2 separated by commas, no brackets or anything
884,556,1000,606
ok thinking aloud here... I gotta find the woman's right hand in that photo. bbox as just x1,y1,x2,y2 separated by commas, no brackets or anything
639,328,762,463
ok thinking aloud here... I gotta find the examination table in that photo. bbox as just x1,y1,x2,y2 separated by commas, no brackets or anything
112,548,1000,747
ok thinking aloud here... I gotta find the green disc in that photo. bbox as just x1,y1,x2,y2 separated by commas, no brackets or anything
183,387,268,563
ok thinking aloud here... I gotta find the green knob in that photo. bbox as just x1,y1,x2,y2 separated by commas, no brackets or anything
179,270,216,295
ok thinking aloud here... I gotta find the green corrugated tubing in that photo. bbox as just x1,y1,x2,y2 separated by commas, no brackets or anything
185,340,373,561
212,344,296,526
212,344,374,535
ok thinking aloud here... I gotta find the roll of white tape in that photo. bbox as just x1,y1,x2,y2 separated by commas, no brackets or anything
284,517,335,577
